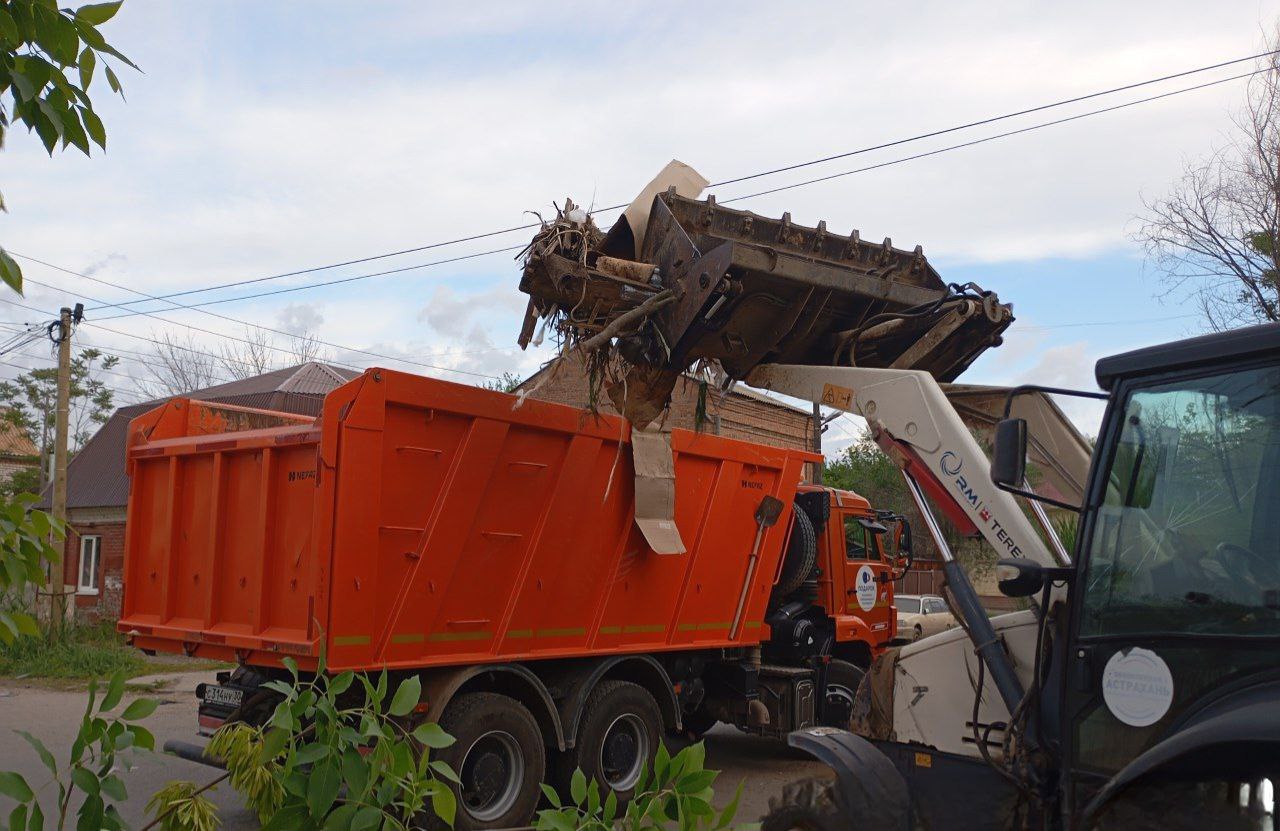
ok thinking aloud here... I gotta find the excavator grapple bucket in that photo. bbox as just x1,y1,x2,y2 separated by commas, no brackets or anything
518,180,1013,425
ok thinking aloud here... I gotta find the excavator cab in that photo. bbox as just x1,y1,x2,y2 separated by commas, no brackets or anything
993,323,1280,823
762,324,1280,830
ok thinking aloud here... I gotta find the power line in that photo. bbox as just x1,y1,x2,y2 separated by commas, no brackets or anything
37,56,1264,333
718,68,1263,204
59,49,1277,315
10,267,506,381
0,353,152,406
0,322,237,387
710,49,1278,189
6,54,1265,381
0,295,280,375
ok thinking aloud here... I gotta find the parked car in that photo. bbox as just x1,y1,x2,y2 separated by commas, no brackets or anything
894,594,957,641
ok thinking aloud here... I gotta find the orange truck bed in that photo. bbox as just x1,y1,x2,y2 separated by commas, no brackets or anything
119,369,817,672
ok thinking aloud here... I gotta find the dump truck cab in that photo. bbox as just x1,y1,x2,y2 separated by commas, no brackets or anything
796,484,901,657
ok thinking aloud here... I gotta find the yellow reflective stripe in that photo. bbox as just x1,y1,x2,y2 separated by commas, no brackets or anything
427,631,492,642
679,622,732,632
536,627,585,638
332,635,370,646
391,633,424,644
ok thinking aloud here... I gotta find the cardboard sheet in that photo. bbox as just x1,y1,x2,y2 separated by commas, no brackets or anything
631,427,686,555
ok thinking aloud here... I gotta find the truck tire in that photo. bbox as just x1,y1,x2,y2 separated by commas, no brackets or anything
820,660,864,729
557,680,662,807
760,777,845,831
431,692,545,830
775,506,817,597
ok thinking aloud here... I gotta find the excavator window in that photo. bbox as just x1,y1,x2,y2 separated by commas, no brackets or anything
1080,362,1280,638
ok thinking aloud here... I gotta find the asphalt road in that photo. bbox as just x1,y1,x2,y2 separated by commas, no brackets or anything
0,671,831,828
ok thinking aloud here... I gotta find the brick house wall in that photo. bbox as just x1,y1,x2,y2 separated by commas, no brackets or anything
518,357,817,461
60,506,127,622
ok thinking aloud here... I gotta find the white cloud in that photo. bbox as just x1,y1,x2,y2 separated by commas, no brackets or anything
3,0,1275,400
276,302,324,336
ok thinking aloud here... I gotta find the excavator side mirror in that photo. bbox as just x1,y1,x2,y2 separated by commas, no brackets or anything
991,418,1028,488
995,558,1044,597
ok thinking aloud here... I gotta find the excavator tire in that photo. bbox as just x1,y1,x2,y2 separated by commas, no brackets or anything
760,777,845,831
774,506,817,598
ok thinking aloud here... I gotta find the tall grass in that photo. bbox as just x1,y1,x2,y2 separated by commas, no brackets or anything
0,620,145,679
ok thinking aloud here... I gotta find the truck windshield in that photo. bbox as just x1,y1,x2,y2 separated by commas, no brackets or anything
1081,363,1280,637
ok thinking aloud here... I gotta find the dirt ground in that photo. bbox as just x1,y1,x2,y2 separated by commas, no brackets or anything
0,670,832,827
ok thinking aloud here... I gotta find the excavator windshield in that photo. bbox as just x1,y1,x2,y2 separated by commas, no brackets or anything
1080,362,1280,638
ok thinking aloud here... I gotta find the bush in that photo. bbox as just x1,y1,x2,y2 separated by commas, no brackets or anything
0,621,146,680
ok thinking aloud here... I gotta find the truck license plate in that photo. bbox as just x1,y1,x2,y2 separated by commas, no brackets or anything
202,685,243,708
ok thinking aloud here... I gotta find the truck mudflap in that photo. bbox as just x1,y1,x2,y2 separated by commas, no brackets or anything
785,727,910,830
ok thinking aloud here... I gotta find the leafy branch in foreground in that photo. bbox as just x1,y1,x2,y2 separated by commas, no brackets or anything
536,741,745,831
0,0,137,292
1,669,157,830
0,492,62,645
146,653,460,831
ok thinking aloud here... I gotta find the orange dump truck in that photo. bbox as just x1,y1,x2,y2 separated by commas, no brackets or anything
119,369,908,828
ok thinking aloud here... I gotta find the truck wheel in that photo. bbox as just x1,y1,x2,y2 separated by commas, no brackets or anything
558,680,661,806
775,506,817,597
761,777,844,831
820,660,863,729
432,692,545,830
913,624,923,641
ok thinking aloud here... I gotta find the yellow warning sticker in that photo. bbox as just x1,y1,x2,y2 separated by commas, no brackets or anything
914,752,932,768
821,383,855,410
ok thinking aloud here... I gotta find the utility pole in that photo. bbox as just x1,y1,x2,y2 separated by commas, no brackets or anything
50,304,81,624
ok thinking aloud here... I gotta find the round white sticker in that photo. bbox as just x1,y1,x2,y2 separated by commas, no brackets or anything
1101,648,1174,727
855,565,877,612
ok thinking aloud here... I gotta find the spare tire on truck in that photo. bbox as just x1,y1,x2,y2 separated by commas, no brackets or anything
774,505,817,597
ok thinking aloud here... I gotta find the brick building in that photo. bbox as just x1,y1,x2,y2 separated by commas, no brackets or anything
57,363,358,621
515,355,818,460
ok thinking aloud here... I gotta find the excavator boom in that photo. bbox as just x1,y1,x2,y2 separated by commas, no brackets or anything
745,364,1058,570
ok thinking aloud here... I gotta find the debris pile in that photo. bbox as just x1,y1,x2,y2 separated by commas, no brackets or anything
516,162,1014,428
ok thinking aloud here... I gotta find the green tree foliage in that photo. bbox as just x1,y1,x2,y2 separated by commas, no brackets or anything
0,669,157,830
0,0,135,292
481,371,522,394
0,347,119,490
823,432,940,562
0,493,59,644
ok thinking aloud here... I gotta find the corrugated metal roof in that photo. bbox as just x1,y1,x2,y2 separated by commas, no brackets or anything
56,363,359,510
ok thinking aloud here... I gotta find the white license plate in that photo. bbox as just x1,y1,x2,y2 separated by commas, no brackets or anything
202,686,243,708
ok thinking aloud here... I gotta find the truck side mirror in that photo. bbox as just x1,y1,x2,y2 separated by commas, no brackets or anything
995,558,1044,597
991,418,1027,488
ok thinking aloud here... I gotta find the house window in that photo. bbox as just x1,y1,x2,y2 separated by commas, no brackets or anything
78,535,101,595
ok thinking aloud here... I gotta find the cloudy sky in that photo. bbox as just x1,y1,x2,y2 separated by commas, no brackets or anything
5,0,1278,452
